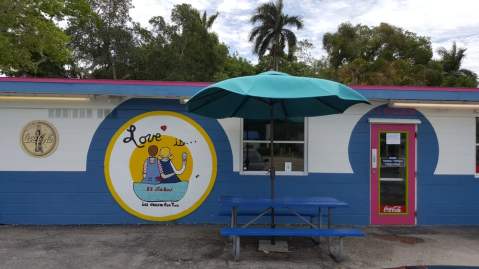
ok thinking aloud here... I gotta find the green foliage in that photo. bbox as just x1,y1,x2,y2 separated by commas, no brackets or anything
436,42,477,87
214,54,256,81
437,42,465,73
66,0,135,79
131,4,229,81
0,0,71,76
249,0,303,70
64,2,236,81
1,1,477,88
321,23,477,87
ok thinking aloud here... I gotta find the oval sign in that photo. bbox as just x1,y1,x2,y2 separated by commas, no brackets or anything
104,111,217,221
20,120,59,157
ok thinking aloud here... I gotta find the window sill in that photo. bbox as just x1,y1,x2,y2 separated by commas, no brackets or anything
239,171,308,176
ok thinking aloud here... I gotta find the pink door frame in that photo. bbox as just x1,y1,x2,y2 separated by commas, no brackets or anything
370,124,416,225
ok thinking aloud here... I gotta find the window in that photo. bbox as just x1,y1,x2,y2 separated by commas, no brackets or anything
241,118,307,175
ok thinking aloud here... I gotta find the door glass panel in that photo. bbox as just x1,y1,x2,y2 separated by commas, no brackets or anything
379,132,407,214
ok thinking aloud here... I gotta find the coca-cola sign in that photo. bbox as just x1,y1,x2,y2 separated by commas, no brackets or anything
21,120,58,157
381,205,405,213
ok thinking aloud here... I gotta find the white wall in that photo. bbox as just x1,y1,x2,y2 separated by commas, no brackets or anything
3,97,476,175
0,98,121,171
218,118,241,172
418,108,476,175
308,102,379,173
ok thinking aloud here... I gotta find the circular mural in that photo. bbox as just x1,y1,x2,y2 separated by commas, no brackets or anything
104,111,217,221
20,120,59,157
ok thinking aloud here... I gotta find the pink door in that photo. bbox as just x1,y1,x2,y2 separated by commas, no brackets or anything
371,124,416,225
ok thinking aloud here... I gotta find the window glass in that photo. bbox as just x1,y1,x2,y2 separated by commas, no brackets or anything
242,143,305,172
243,120,269,140
242,118,306,173
243,143,269,171
379,132,407,214
272,143,304,171
476,118,479,142
243,119,304,141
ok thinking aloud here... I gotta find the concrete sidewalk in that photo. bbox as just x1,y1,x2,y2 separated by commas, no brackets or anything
0,225,478,269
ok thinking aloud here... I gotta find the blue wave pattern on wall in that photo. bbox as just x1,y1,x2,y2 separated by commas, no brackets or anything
1,101,479,225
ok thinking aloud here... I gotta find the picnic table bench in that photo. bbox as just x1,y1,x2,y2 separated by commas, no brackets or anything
221,227,364,261
219,196,365,261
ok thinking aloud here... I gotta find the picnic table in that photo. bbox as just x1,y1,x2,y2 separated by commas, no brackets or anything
219,195,364,261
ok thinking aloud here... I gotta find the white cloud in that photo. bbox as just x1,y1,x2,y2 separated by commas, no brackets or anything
131,0,479,74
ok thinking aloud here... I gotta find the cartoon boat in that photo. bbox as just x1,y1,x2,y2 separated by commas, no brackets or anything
133,181,188,202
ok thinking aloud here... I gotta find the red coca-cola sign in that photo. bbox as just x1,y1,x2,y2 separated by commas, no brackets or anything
381,205,405,213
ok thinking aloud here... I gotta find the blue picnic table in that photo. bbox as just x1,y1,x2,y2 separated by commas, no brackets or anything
219,195,364,261
220,195,348,228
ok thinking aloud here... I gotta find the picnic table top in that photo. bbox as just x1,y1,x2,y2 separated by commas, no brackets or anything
219,195,348,208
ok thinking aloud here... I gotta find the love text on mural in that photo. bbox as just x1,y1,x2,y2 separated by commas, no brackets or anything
123,125,162,148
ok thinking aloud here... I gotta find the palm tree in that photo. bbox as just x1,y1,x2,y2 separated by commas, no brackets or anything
200,11,219,31
249,0,303,70
437,42,466,73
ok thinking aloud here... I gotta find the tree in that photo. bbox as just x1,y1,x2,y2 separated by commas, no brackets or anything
165,4,227,81
321,22,450,86
249,0,303,70
437,42,477,87
437,42,466,73
214,53,256,81
0,0,72,76
128,4,229,82
66,0,135,79
295,39,315,66
200,11,219,31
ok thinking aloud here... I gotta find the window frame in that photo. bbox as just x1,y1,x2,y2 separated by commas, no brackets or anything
239,118,308,176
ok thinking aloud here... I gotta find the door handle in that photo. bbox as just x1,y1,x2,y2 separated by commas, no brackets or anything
371,148,377,169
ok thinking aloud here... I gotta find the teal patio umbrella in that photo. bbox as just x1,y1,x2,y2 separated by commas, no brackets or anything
187,71,369,226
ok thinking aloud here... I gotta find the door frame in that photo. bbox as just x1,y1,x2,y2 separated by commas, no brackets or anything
369,118,420,225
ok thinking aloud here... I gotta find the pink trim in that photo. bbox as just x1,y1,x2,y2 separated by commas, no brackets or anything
370,124,416,225
351,84,479,92
0,77,212,87
0,77,477,92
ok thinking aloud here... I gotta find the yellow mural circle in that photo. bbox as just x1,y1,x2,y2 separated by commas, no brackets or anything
104,111,217,222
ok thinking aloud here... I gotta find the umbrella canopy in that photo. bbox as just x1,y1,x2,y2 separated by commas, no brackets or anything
186,71,369,119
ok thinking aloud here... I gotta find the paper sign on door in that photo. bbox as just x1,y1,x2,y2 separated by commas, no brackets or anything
386,133,401,145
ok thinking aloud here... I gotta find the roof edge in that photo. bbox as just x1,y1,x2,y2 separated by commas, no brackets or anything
351,84,479,92
0,77,478,92
0,77,212,87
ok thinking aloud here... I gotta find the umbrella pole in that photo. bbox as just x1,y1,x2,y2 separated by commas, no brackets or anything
270,110,276,244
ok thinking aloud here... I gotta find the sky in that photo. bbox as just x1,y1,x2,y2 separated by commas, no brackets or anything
130,0,479,74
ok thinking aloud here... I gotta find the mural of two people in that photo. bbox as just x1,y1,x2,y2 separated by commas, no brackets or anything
142,145,187,184
133,144,190,202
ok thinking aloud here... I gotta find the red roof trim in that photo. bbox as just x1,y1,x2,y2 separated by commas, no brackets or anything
0,77,212,87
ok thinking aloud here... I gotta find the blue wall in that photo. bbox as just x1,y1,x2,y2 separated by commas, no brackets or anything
1,100,479,225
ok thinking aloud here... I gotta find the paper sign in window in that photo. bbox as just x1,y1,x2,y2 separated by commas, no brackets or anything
386,133,401,145
285,162,292,172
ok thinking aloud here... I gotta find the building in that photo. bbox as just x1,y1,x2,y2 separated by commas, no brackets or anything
0,77,478,225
